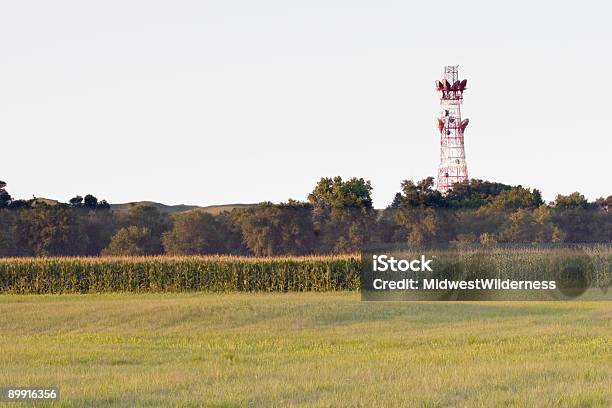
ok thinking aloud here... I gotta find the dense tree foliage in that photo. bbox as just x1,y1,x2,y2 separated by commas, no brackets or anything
14,207,88,256
232,201,316,256
308,177,378,253
0,181,11,209
308,176,373,209
163,211,243,255
0,178,609,257
116,205,170,254
102,226,157,256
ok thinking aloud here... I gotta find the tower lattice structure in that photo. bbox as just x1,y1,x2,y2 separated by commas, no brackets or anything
435,65,469,193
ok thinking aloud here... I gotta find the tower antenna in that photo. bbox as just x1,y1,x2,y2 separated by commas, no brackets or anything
434,65,469,192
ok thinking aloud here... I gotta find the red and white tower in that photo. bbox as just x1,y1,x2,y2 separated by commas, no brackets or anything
435,65,469,193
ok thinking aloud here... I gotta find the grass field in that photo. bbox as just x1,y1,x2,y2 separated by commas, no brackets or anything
0,293,610,407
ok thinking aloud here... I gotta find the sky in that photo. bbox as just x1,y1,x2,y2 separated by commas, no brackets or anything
1,1,610,208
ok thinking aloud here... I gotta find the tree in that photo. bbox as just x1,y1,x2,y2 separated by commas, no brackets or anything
595,196,611,212
499,206,563,243
8,199,30,209
163,211,241,255
386,177,449,210
102,226,157,256
488,186,543,210
554,192,592,210
479,232,498,245
454,207,506,242
0,181,13,208
319,206,380,253
392,207,455,247
117,205,170,254
0,210,19,256
551,192,599,242
306,176,378,253
308,176,373,209
445,179,513,208
389,178,518,210
83,194,98,209
70,194,110,210
384,178,455,246
97,200,111,210
232,201,316,256
69,196,83,208
15,207,88,256
80,209,117,255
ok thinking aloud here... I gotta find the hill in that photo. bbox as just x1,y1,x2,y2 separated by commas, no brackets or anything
30,197,60,207
110,201,254,214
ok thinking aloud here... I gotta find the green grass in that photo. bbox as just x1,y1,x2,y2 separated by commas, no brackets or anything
0,293,610,407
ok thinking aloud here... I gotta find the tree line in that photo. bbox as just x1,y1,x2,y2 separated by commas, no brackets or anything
0,177,610,257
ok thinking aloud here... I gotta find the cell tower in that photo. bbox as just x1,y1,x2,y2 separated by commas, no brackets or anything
435,65,469,193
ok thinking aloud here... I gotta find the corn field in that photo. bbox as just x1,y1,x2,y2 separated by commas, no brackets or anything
0,255,361,294
0,246,610,294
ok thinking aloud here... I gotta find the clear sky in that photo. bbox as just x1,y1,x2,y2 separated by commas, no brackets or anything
1,1,610,208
